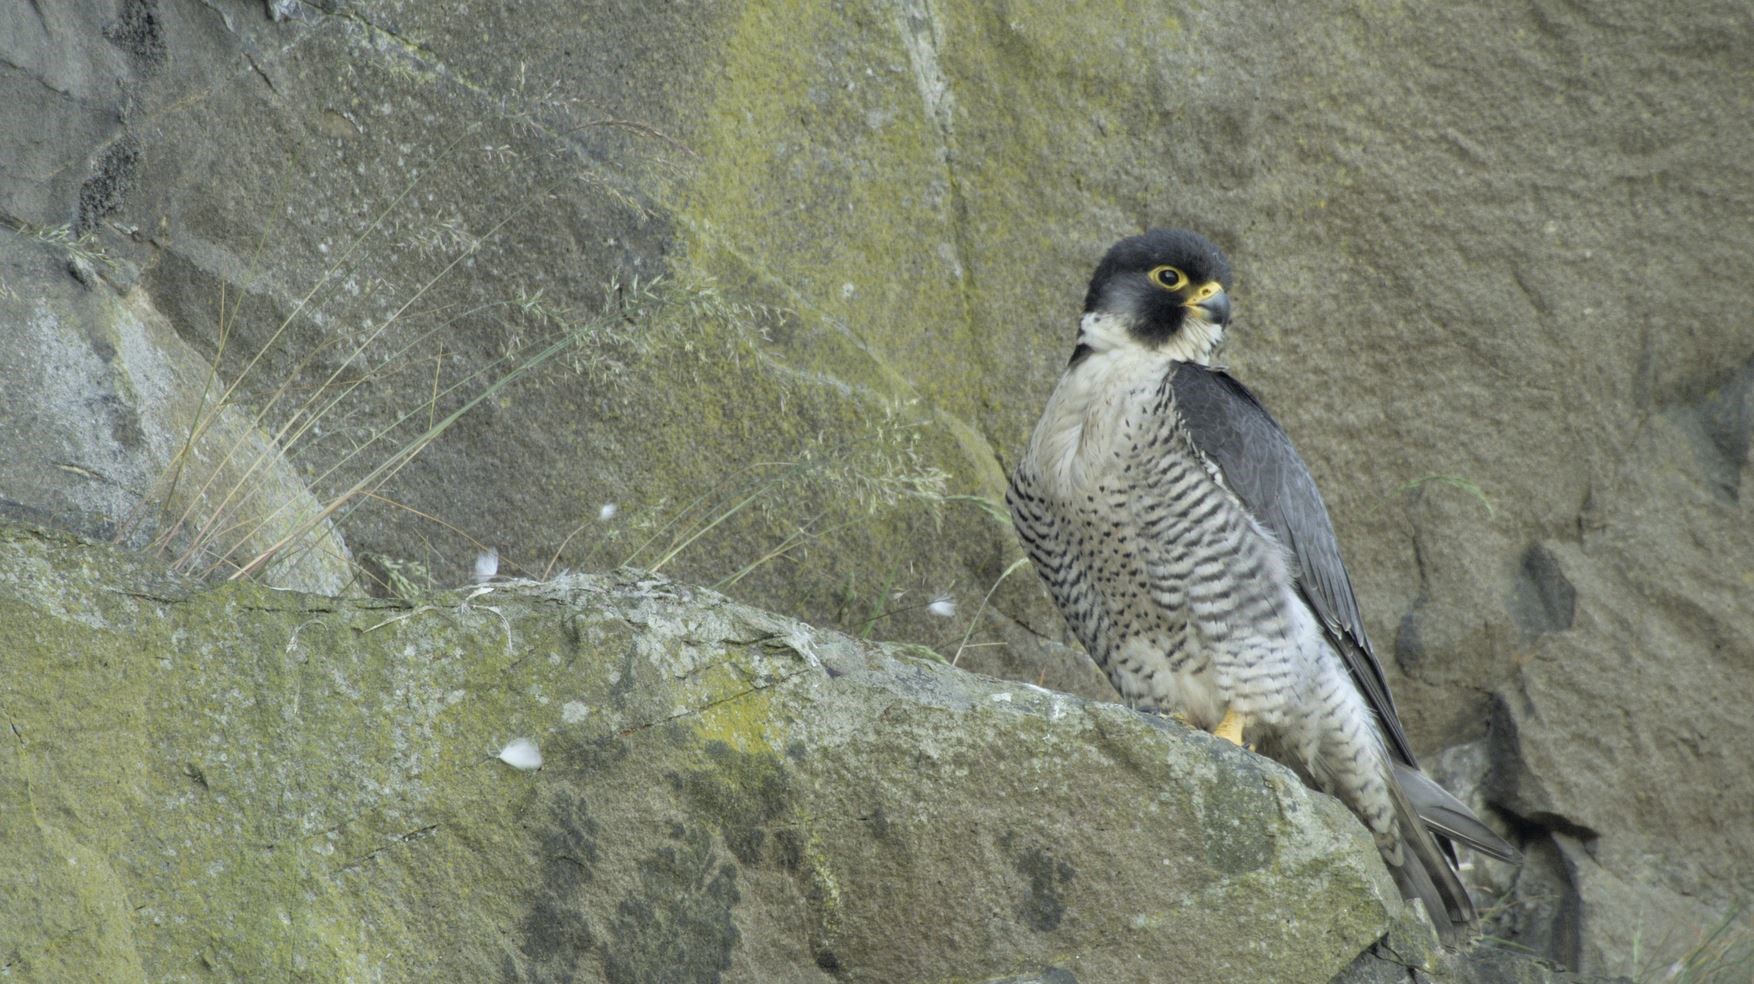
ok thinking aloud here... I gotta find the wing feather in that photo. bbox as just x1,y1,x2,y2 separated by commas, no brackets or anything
1167,363,1420,768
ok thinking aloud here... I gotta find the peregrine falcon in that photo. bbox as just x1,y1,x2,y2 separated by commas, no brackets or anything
1007,229,1517,940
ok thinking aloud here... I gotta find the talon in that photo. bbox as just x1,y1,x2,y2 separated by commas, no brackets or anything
1213,707,1246,747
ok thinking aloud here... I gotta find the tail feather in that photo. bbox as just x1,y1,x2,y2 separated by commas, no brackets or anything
1385,777,1480,944
1379,762,1522,944
1271,730,1519,942
1392,762,1521,863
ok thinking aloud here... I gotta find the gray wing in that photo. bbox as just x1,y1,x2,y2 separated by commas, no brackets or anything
1168,363,1419,768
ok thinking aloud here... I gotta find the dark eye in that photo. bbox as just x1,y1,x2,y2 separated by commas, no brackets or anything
1149,265,1189,291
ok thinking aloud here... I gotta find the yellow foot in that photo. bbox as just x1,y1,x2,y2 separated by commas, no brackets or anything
1212,707,1247,747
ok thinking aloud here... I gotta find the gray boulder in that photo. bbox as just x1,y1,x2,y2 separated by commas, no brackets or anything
0,523,1603,983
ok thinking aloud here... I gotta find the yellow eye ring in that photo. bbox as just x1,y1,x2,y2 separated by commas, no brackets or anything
1148,265,1189,291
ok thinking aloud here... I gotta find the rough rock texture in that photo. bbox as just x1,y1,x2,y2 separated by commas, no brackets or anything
0,523,1608,983
4,1,1753,976
0,229,351,593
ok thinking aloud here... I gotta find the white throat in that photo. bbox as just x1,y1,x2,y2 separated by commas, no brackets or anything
1075,310,1225,365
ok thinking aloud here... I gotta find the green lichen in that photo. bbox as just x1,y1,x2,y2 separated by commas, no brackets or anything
801,826,847,972
683,659,780,749
664,2,979,411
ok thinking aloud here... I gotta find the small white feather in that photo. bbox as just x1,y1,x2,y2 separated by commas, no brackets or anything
473,547,500,583
598,502,619,521
927,595,956,618
497,737,542,770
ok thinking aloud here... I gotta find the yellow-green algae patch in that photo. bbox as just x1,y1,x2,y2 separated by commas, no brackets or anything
689,661,783,755
665,0,980,414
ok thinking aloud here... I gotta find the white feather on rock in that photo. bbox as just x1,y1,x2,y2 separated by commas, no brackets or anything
497,737,542,770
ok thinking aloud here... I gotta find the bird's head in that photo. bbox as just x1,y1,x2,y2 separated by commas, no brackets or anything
1076,229,1234,365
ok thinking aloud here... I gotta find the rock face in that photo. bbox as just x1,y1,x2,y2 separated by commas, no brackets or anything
0,522,1591,983
4,1,1753,976
0,525,1626,984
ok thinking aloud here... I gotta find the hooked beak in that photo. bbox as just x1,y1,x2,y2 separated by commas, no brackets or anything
1186,282,1230,326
